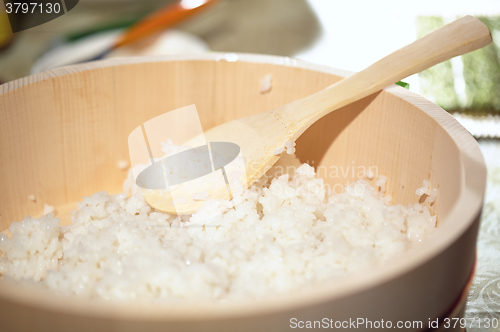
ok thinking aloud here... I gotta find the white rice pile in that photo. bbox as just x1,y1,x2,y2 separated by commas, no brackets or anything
0,155,437,301
415,180,438,203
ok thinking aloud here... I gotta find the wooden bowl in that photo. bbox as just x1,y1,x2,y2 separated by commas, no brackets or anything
0,54,486,331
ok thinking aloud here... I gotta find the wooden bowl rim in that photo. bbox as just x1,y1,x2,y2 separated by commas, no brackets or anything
0,53,486,320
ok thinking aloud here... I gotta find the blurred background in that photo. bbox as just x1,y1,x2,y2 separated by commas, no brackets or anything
0,0,499,123
0,0,499,328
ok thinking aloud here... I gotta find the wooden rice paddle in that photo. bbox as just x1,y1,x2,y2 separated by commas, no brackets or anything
144,15,492,214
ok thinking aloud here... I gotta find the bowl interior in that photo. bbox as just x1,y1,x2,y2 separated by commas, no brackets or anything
0,57,458,230
0,55,487,328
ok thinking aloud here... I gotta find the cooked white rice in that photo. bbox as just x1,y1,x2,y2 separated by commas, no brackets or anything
415,180,438,204
0,154,437,301
259,74,272,94
415,179,431,196
284,140,296,155
42,204,55,216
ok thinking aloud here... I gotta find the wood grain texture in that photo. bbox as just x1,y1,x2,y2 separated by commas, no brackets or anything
0,52,486,332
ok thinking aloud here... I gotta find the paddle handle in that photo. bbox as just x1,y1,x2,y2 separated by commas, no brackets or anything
280,15,492,131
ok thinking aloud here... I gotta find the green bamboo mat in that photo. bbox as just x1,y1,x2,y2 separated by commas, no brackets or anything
416,16,500,116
